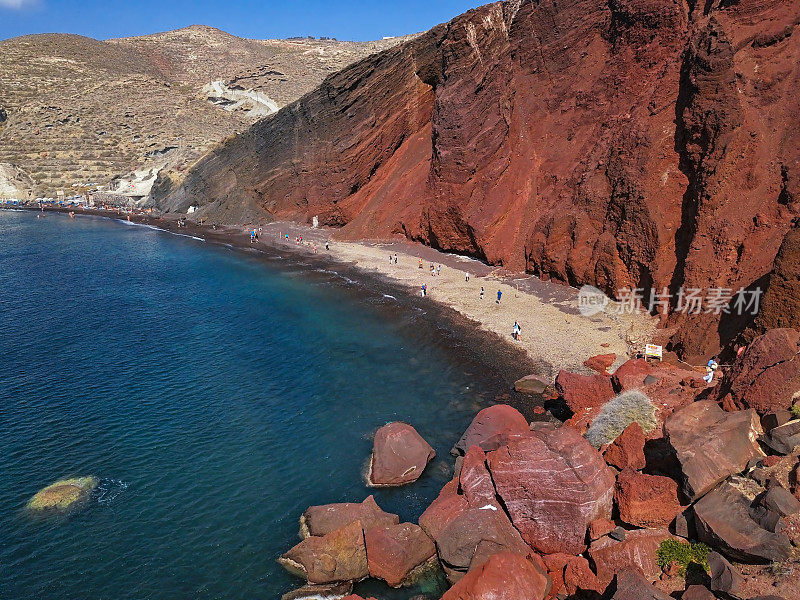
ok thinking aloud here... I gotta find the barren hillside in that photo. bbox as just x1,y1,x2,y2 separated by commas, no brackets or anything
0,25,411,198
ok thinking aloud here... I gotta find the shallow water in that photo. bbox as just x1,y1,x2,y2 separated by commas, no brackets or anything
0,211,514,600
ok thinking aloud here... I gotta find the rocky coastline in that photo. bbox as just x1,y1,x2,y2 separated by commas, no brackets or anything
277,331,800,600
6,206,799,600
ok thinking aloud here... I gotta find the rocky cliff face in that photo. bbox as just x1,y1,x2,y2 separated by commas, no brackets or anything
159,0,800,358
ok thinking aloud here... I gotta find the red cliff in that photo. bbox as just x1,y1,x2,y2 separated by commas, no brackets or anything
157,0,800,358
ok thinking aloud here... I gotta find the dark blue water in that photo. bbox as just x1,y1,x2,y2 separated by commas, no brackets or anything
0,211,516,600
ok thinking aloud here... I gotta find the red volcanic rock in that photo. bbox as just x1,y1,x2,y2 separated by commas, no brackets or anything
368,422,435,487
555,370,616,414
604,422,647,470
615,469,681,528
541,553,602,597
364,522,436,588
681,585,716,600
453,405,530,456
612,359,657,391
585,353,617,375
279,521,368,584
301,495,399,537
161,1,800,360
419,446,533,582
589,517,616,541
514,375,555,396
755,227,800,332
486,425,616,555
712,329,800,414
441,552,551,600
664,400,763,501
612,568,673,600
590,528,674,589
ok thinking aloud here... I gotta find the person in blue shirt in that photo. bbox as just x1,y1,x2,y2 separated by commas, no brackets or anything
497,290,502,304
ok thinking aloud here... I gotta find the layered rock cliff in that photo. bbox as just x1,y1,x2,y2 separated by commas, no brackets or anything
157,0,800,359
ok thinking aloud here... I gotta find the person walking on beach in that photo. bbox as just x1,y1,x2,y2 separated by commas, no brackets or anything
497,290,502,304
480,287,484,300
436,264,441,277
325,241,329,251
419,258,423,269
465,273,470,282
394,253,398,264
512,321,522,341
421,284,427,297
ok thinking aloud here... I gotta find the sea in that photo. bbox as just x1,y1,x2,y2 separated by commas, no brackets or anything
0,210,529,600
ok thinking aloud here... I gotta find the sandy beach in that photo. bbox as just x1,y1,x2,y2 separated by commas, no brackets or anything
255,222,658,376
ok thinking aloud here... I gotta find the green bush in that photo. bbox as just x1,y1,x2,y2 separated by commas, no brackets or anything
585,390,657,448
657,540,711,575
791,404,800,419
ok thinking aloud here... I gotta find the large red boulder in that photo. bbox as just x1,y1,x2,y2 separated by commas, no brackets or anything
555,370,616,413
589,528,673,589
486,424,616,555
614,469,681,528
419,446,533,582
368,422,435,487
364,522,436,588
279,521,369,584
712,328,800,414
301,495,399,537
452,405,530,456
604,422,647,470
664,400,764,501
441,552,551,600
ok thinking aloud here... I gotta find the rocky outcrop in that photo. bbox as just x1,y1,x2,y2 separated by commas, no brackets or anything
26,476,99,514
486,424,616,555
693,481,792,564
279,521,369,584
555,370,616,415
713,328,800,414
664,401,763,501
452,404,530,456
368,422,435,487
754,226,800,331
301,496,398,538
0,163,35,199
419,446,534,582
440,552,551,600
158,0,800,359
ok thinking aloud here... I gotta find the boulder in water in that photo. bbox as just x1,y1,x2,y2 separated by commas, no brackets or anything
26,476,99,514
279,521,369,584
368,422,435,487
452,404,530,456
301,495,398,538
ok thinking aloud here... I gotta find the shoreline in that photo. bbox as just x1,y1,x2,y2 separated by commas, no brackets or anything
2,205,656,379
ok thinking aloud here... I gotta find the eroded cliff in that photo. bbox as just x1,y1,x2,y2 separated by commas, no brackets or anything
157,0,800,359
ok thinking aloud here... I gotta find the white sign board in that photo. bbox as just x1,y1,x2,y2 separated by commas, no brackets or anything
645,344,663,360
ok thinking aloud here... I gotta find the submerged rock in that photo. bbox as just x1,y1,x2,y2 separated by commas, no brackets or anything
368,422,435,487
280,582,353,600
26,476,99,514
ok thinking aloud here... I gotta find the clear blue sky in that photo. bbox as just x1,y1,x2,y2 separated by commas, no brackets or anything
0,0,487,41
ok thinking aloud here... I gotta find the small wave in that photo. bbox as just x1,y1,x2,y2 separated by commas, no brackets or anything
95,478,129,505
115,219,206,242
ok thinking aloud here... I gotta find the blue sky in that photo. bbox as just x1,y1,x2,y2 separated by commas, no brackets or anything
0,0,487,41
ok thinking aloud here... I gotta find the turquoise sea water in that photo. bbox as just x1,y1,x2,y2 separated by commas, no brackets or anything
0,211,518,600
